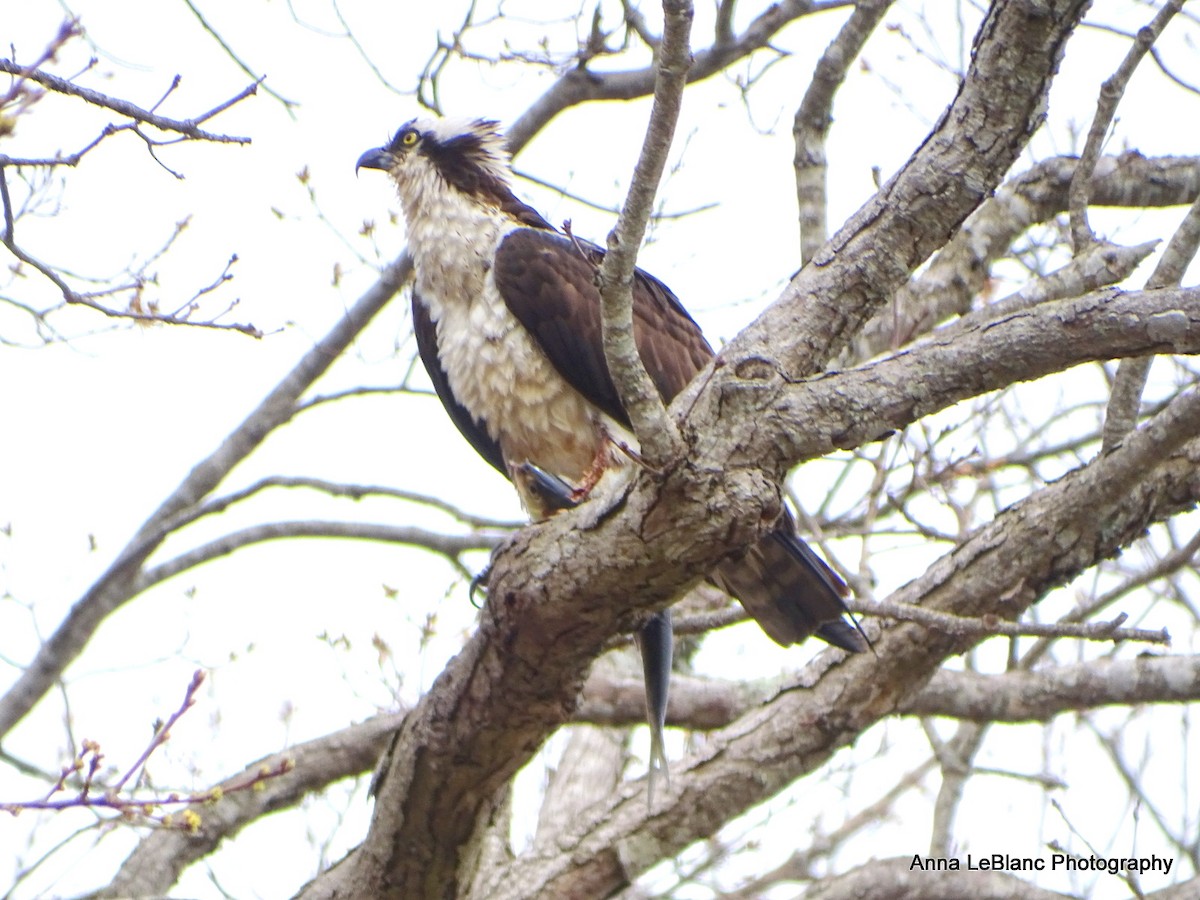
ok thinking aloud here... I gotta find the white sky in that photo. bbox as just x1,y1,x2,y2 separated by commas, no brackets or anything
2,1,1198,897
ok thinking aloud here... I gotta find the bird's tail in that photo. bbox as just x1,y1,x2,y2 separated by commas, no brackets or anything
710,513,867,652
636,609,672,806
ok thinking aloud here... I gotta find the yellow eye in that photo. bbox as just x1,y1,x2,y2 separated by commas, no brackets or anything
401,129,419,147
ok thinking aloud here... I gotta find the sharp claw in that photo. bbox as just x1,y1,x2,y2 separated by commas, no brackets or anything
637,608,673,805
469,563,492,607
514,462,579,513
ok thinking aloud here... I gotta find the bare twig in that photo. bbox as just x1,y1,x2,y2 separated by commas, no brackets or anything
2,671,291,833
0,39,262,337
0,58,255,143
179,0,296,112
112,670,205,794
1068,1,1185,251
848,597,1170,646
0,252,413,741
514,167,717,219
1081,718,1200,871
0,19,80,110
96,712,402,898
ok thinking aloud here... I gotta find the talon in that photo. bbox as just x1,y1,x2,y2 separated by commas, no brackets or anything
469,564,492,607
514,462,579,513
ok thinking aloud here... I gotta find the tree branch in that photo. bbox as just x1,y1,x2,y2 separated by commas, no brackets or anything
718,0,1093,384
793,0,893,265
1103,191,1200,449
0,58,254,143
849,598,1168,647
1068,0,1185,250
295,9,1131,896
92,713,403,899
734,285,1200,479
507,0,855,150
905,656,1200,723
803,857,1077,900
0,253,412,741
184,475,521,534
133,520,502,594
843,153,1200,364
596,0,694,466
575,655,1200,731
486,386,1200,898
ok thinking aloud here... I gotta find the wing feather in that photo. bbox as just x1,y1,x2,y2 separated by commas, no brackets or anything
492,229,713,424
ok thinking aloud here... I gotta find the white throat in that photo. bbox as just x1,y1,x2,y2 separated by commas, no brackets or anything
400,170,511,316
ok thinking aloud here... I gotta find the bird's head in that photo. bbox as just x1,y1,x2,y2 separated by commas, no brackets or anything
356,116,513,205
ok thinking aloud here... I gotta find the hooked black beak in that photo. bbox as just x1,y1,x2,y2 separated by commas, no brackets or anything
355,147,393,175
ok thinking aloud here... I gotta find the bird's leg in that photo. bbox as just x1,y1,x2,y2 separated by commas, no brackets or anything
567,434,656,504
568,448,611,504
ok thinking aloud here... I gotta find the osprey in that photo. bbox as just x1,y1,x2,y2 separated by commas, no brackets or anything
358,117,866,784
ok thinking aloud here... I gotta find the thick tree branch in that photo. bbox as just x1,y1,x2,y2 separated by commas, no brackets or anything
102,649,1200,897
805,857,1076,900
905,655,1200,723
727,285,1200,477
17,4,1195,897
717,0,1091,383
488,387,1200,898
576,655,1200,730
846,154,1200,362
953,238,1158,332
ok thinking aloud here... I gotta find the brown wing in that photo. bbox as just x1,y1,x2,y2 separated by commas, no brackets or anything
492,229,713,425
